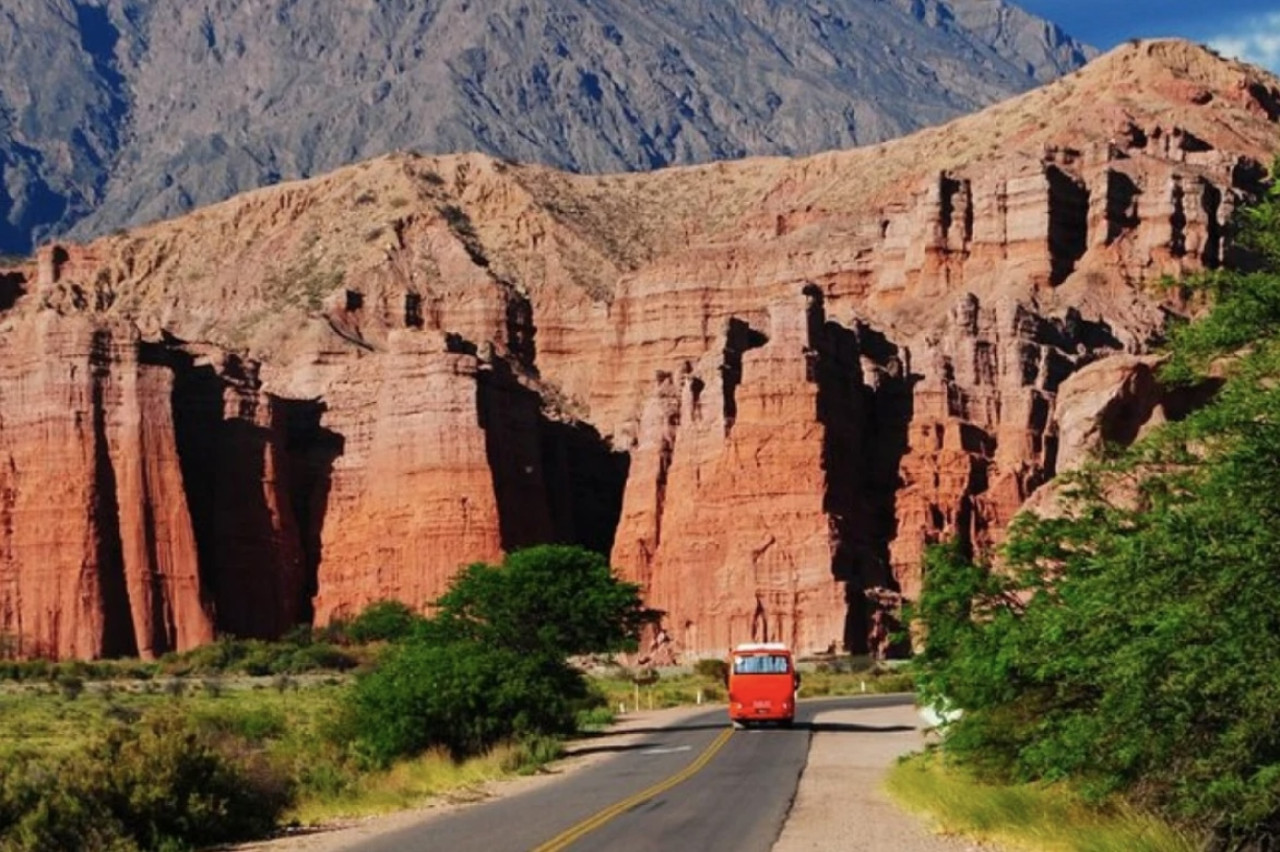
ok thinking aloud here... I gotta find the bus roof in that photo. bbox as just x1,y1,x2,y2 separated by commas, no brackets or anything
732,642,791,653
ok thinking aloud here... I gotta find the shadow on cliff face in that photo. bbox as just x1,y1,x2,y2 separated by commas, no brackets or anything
0,271,26,311
170,350,342,640
92,332,139,658
723,317,770,435
804,286,914,655
1047,166,1089,286
477,356,629,557
282,399,344,626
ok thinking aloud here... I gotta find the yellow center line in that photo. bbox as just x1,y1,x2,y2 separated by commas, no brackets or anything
531,726,735,852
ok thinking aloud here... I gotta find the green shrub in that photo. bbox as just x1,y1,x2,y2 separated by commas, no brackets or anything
500,735,563,775
0,660,51,682
693,658,729,683
0,756,132,851
345,600,423,645
194,705,288,745
94,713,292,848
294,753,357,800
267,642,357,674
314,619,349,645
575,705,615,730
0,711,294,851
57,675,84,701
341,642,584,765
152,636,357,679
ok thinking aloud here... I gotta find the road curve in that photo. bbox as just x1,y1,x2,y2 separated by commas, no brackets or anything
345,694,914,852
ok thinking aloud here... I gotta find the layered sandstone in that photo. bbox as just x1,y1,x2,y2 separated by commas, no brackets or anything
0,316,215,658
1,40,1278,659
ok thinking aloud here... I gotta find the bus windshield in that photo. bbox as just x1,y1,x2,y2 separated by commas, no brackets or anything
733,654,791,675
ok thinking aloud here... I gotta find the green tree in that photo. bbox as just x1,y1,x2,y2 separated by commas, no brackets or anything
342,546,647,764
912,168,1280,846
431,545,652,657
342,642,585,765
345,599,423,644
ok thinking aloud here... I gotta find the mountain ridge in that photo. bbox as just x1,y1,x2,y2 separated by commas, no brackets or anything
0,0,1093,255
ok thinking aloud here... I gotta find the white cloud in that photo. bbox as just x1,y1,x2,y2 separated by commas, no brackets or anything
1209,13,1280,72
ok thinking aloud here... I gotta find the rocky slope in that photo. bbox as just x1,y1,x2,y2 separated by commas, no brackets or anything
0,0,1093,256
1,40,1277,660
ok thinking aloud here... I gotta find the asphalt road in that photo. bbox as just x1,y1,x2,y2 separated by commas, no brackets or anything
345,694,914,852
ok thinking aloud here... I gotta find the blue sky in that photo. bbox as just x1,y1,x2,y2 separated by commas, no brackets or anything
1015,1,1280,72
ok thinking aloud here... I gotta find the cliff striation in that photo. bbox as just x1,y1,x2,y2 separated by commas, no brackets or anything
1,41,1278,659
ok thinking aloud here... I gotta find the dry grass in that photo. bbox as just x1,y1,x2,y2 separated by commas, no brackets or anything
885,753,1200,852
288,744,527,824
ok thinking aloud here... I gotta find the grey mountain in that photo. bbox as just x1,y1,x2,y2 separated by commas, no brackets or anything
0,0,1093,255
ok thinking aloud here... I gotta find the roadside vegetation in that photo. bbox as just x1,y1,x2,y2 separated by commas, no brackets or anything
0,545,653,851
0,543,907,851
905,170,1280,850
887,754,1197,852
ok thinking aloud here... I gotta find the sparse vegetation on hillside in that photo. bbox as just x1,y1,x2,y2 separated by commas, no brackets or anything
264,252,347,312
910,170,1280,849
0,0,1095,257
0,636,364,685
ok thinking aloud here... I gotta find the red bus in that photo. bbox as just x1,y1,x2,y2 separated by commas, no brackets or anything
727,642,800,728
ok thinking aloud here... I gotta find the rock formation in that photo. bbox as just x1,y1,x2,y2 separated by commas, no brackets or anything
0,40,1277,660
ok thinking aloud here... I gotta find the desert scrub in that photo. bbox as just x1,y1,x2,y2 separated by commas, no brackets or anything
798,664,914,697
0,709,294,852
288,739,561,825
588,660,910,713
155,634,361,677
263,254,346,311
0,677,346,761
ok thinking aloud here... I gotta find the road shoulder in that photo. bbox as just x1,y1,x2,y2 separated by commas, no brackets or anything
773,703,992,852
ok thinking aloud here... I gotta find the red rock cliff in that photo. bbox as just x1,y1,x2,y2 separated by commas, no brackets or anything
2,40,1278,659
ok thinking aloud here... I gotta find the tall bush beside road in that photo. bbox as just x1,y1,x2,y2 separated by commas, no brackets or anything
344,643,585,764
912,172,1280,848
343,545,651,764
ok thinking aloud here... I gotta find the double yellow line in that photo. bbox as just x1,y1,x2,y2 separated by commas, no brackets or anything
531,726,735,852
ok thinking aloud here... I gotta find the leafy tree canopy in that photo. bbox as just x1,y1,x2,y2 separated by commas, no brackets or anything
342,545,649,764
912,163,1280,847
430,544,653,657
